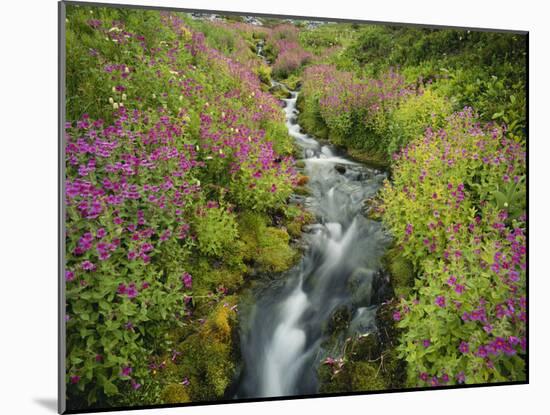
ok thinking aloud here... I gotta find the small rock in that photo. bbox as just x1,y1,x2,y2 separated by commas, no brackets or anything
335,165,346,174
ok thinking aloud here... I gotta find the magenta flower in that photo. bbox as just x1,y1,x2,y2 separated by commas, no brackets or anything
476,345,488,358
70,375,80,384
181,377,190,386
131,379,141,390
182,272,193,289
117,283,127,295
121,366,133,377
392,311,401,321
65,270,75,282
422,339,431,348
435,295,446,307
126,283,138,299
459,341,469,354
508,336,520,346
81,260,96,271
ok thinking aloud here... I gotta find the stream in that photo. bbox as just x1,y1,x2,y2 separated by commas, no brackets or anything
234,79,392,398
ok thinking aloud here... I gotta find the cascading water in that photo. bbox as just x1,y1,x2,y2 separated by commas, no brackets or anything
235,84,392,398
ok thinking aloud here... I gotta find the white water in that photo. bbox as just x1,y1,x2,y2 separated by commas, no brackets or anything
236,86,391,398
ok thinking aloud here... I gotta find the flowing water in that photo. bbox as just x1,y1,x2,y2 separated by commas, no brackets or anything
235,84,392,398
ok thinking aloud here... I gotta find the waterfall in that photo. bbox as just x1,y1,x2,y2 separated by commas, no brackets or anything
236,84,391,398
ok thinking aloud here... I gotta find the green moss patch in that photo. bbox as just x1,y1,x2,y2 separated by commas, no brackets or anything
238,212,299,274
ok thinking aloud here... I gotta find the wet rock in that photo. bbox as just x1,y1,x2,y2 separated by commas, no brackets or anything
293,186,312,196
296,174,309,186
348,268,375,307
334,164,346,174
269,83,291,100
371,269,393,305
295,160,306,169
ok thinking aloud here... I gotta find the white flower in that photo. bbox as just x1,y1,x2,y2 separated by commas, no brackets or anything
119,102,124,107
152,93,156,99
109,97,114,105
124,67,130,74
179,95,183,101
113,103,119,110
122,94,127,101
112,86,116,93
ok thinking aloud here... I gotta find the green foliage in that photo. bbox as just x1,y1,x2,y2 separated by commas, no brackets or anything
194,206,239,257
387,89,452,156
490,175,526,220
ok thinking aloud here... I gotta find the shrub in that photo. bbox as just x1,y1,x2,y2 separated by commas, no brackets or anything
387,89,452,157
381,109,526,386
194,206,239,257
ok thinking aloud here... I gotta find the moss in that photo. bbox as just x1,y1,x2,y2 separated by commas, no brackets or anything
364,197,384,221
161,383,191,404
319,361,387,394
378,347,406,389
172,297,239,402
347,147,390,169
383,248,415,298
293,186,312,196
188,257,245,295
350,362,387,391
351,333,381,362
203,301,233,342
325,306,351,335
375,301,399,348
269,83,291,100
284,205,315,239
295,160,306,169
257,227,298,272
282,73,302,90
238,212,298,273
